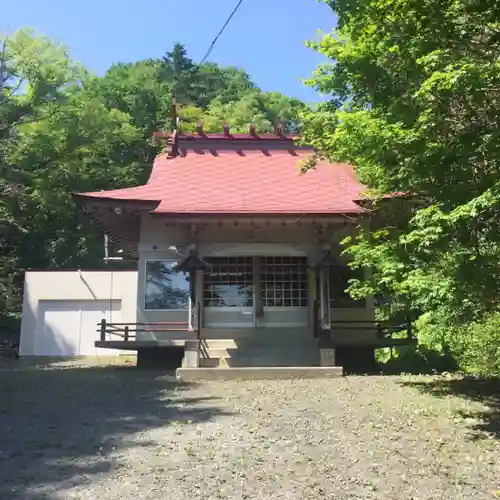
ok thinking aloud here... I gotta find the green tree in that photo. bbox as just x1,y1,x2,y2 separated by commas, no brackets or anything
261,92,306,134
0,30,141,318
87,60,172,174
205,91,273,132
198,64,256,104
12,91,140,267
205,90,306,134
0,38,25,314
301,0,500,374
0,29,84,314
160,43,202,106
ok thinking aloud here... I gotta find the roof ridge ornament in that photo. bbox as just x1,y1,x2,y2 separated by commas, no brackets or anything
275,121,284,138
168,94,179,158
196,120,204,136
167,128,179,159
152,118,303,151
249,123,257,137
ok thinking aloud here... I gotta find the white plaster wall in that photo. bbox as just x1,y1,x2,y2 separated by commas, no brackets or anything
20,270,137,356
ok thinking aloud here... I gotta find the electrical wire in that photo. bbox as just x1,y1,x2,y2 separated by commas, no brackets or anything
199,0,245,64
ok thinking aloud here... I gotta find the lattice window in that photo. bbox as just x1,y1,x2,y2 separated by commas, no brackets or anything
260,256,308,307
328,265,366,309
203,257,253,308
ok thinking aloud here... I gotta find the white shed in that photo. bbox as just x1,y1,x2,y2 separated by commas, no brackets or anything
20,270,138,356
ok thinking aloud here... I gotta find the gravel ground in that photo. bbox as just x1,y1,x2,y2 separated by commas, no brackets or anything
0,358,499,500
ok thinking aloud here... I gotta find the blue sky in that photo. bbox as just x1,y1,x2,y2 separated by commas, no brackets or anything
3,0,336,103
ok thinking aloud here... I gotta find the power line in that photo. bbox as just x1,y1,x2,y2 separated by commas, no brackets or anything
199,0,245,64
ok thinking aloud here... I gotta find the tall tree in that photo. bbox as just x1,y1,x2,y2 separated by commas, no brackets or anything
198,64,256,104
160,43,202,106
0,37,25,313
301,0,500,371
205,91,307,134
0,30,142,317
87,60,172,175
0,29,84,313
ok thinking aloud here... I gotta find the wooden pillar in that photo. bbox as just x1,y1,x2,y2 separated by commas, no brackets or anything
195,269,204,330
253,256,263,326
308,267,316,331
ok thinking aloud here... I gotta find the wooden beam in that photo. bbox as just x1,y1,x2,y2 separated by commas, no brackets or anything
151,215,355,226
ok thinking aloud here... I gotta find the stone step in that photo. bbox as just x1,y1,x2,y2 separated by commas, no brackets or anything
177,366,344,381
199,338,318,350
199,355,320,368
201,327,311,336
200,347,319,359
200,329,314,343
198,344,320,367
182,337,321,369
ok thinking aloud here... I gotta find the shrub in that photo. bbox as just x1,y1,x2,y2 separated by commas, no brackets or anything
404,311,500,378
458,314,500,377
377,344,457,374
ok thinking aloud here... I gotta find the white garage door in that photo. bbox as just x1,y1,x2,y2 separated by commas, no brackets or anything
35,300,122,356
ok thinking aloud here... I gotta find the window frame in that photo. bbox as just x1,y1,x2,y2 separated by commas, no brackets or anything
144,258,191,311
203,256,254,309
260,256,309,308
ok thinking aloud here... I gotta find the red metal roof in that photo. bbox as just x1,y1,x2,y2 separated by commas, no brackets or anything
78,136,367,215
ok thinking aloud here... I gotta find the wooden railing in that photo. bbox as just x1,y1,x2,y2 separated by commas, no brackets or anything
98,319,193,342
97,303,203,343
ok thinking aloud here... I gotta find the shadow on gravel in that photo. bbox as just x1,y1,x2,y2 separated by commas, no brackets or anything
402,377,500,440
0,363,229,500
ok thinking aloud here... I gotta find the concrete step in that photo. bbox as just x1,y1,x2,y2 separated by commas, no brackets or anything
182,347,320,368
199,356,320,368
201,327,311,337
177,366,344,381
200,347,319,358
200,329,315,343
199,345,320,367
199,338,318,350
183,336,321,369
